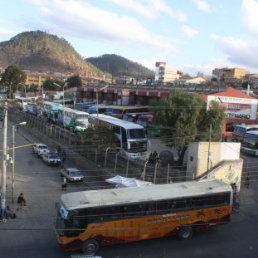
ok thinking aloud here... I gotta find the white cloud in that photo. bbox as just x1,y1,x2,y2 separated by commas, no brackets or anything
241,0,258,33
110,0,187,22
182,25,198,37
209,33,219,39
129,57,157,70
27,0,178,52
193,0,211,12
219,36,258,69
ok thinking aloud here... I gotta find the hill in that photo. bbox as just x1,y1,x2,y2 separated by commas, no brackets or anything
86,54,154,79
0,31,104,78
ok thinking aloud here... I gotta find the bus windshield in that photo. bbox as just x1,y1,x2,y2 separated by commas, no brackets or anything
242,133,258,149
128,129,146,139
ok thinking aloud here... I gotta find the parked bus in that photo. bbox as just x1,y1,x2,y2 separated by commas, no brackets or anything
232,124,258,142
43,101,62,123
90,114,147,159
123,112,151,123
87,105,113,115
58,107,89,132
55,179,232,255
137,114,160,136
241,130,258,156
109,106,149,119
15,97,35,111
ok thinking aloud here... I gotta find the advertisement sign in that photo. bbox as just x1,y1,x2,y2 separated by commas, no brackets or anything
207,95,257,120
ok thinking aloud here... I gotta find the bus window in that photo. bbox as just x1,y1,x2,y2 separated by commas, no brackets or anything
128,129,146,139
122,128,127,149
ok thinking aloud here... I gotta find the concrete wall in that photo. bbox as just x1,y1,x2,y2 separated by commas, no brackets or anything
187,142,241,179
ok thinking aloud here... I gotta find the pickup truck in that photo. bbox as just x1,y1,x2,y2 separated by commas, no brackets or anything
60,168,85,182
33,144,50,157
42,153,61,166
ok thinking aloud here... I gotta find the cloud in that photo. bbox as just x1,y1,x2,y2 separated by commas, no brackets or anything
209,33,219,39
182,25,198,37
27,0,178,52
110,0,187,22
241,0,258,33
129,56,157,70
219,36,258,69
192,0,211,12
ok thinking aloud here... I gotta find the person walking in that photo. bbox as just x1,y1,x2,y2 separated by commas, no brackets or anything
17,193,26,206
245,173,250,188
61,151,66,163
62,177,67,191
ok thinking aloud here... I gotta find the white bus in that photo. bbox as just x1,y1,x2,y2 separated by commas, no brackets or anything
58,107,89,132
90,114,147,159
241,130,258,156
15,97,35,111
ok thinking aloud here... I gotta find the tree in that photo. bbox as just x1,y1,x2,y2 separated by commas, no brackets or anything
151,89,225,165
241,81,248,89
66,75,82,88
0,65,26,98
42,78,64,91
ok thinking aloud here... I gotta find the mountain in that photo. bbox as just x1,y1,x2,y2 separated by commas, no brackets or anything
0,31,104,78
86,54,155,79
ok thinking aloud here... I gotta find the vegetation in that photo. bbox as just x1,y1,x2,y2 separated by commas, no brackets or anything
0,65,26,98
42,78,64,91
86,54,154,80
151,89,226,165
66,75,82,88
0,30,104,78
241,81,249,89
77,126,117,151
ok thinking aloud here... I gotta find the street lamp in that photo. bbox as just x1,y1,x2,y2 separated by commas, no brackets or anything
96,85,109,121
17,83,27,98
54,82,68,128
11,121,27,203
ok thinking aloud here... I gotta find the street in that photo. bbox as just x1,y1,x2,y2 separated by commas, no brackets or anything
0,122,257,258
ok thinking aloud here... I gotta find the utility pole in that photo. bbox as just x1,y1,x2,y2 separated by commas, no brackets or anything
207,124,212,171
12,125,15,203
1,101,8,218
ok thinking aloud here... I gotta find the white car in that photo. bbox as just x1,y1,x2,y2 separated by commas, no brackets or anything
42,153,61,166
33,144,50,157
60,168,85,182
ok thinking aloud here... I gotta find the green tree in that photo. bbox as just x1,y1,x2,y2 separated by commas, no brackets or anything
42,78,64,91
29,84,38,93
151,89,225,165
78,126,117,152
66,75,82,88
241,81,248,89
0,65,26,98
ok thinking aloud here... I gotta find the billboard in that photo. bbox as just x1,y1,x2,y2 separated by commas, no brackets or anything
207,95,257,121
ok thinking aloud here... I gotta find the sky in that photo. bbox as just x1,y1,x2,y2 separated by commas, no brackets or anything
1,0,258,76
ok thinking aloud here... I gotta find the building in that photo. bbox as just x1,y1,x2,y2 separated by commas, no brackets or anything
186,142,243,191
212,68,249,81
185,76,207,85
206,86,258,135
155,62,181,83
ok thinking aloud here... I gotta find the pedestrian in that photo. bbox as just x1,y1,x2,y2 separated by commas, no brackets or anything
17,193,26,206
245,173,250,188
62,178,67,191
57,146,61,155
61,151,66,162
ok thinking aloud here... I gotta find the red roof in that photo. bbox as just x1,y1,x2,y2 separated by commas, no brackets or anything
209,87,257,100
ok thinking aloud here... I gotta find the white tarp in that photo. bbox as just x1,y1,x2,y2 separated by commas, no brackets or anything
106,175,152,188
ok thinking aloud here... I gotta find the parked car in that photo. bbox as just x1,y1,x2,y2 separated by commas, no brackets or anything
32,144,50,157
60,167,85,182
42,153,61,166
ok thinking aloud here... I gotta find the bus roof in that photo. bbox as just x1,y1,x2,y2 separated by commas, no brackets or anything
61,179,232,211
245,130,258,136
235,124,258,129
90,114,144,130
112,106,149,110
62,107,89,115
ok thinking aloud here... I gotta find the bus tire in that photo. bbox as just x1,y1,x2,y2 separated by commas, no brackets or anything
178,226,193,240
82,238,99,255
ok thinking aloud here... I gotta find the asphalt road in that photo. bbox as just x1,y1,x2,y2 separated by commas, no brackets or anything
0,122,257,258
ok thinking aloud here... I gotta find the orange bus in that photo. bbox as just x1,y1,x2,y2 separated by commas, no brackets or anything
55,180,232,255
